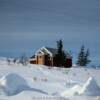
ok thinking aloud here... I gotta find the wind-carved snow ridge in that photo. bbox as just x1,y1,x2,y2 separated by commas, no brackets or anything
61,77,100,97
61,85,81,97
79,77,100,96
0,73,47,96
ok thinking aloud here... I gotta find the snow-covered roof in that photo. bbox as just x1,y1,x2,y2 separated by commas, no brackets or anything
45,47,58,55
35,46,57,57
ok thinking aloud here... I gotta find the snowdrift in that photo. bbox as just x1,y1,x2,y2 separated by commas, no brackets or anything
61,85,81,96
61,77,100,97
79,77,100,96
0,73,29,96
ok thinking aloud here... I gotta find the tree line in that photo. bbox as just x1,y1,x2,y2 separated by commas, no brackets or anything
54,39,91,67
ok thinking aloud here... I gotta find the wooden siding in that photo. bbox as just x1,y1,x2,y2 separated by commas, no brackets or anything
36,54,45,65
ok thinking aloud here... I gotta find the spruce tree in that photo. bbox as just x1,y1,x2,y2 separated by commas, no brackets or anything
54,40,66,67
76,45,91,66
76,45,85,66
84,49,91,65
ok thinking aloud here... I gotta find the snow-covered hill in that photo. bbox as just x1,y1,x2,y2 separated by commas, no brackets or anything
0,58,100,100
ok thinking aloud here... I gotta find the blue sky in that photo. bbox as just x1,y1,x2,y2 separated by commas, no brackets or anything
0,0,100,66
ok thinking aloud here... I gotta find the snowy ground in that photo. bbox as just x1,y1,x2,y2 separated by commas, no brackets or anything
0,57,100,100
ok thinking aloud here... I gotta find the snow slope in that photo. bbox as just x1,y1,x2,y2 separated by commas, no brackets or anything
0,58,100,100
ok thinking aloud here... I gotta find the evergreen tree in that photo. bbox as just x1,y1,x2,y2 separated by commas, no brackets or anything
76,45,91,66
54,40,66,67
76,45,85,66
84,49,91,65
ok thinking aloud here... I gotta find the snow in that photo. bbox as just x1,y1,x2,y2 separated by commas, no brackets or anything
61,77,100,97
78,77,100,96
0,73,29,96
0,58,100,100
61,85,81,96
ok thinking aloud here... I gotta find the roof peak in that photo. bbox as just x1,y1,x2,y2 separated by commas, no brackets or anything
41,46,57,55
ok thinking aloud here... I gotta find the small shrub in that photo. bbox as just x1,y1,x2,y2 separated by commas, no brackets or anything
7,58,11,65
19,53,28,66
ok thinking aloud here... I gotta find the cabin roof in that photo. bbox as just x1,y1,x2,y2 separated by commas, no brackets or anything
45,47,58,55
30,55,35,58
33,46,72,58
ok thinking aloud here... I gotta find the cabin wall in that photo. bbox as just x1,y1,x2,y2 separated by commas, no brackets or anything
36,54,45,65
